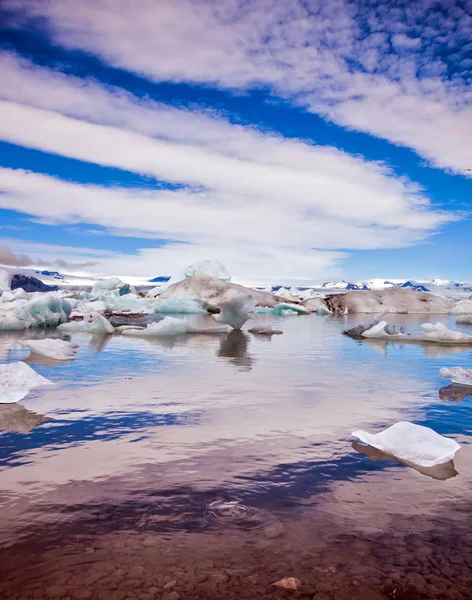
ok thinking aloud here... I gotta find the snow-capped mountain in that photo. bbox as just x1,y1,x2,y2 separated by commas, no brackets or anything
322,280,369,290
36,270,65,280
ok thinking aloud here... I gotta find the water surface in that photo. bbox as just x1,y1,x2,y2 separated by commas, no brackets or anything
1,313,471,599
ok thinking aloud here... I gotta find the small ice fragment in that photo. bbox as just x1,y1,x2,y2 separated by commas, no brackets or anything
248,326,283,335
440,367,472,386
22,339,78,361
0,362,53,403
352,422,460,467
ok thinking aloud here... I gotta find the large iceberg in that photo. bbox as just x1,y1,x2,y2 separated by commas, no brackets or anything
22,339,78,361
302,297,331,314
352,422,460,467
327,288,452,314
0,362,53,403
212,294,255,329
440,367,472,386
122,316,229,337
159,275,280,307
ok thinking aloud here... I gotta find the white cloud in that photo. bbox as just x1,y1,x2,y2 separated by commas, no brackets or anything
3,0,472,174
0,48,460,281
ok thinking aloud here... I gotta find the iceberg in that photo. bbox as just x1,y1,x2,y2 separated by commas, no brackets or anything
22,339,78,361
352,441,458,481
160,275,280,307
122,316,229,337
0,293,71,330
253,303,307,316
91,277,126,295
352,422,460,467
0,362,54,403
456,314,472,325
154,299,208,314
449,299,472,315
212,294,255,329
302,297,331,314
358,320,472,344
58,311,115,334
163,260,232,290
327,288,452,314
440,366,472,386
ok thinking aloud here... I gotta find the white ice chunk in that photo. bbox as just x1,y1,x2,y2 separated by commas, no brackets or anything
91,277,124,295
352,422,460,467
361,320,472,344
456,314,472,325
0,293,71,330
22,339,78,361
58,311,115,334
440,367,472,386
302,297,331,314
0,362,53,403
449,299,472,315
122,316,229,337
213,294,256,329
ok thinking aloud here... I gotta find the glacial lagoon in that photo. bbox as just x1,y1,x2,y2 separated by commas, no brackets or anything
0,313,472,600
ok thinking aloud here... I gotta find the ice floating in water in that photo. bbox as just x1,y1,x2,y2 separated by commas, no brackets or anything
456,314,472,325
58,312,115,334
0,293,71,330
248,325,283,335
352,441,458,481
154,298,207,314
254,303,307,316
440,366,472,386
213,294,255,329
352,422,460,467
449,299,472,315
22,339,78,361
122,316,229,337
356,320,472,344
0,362,53,403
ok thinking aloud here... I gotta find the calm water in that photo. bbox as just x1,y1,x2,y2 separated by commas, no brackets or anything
1,313,472,600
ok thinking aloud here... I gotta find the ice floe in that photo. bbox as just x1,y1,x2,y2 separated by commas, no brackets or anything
345,320,472,344
456,314,472,325
253,303,307,316
0,293,71,330
0,362,53,403
440,366,472,386
122,316,229,337
58,312,115,334
352,422,460,467
302,297,331,314
22,339,78,361
449,299,472,314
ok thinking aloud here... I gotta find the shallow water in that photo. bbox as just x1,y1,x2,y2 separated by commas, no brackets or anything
1,313,472,600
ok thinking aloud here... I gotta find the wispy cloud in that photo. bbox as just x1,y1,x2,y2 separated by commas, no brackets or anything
0,241,99,270
3,0,471,174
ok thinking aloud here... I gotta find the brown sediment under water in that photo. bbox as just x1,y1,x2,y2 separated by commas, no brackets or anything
1,313,472,599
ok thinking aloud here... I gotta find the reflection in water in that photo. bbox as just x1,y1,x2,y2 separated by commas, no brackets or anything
1,314,472,599
352,441,458,480
88,333,113,352
0,404,50,434
439,384,472,403
362,337,472,358
217,330,253,370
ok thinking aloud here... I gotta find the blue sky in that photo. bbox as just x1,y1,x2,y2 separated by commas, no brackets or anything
0,0,470,285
